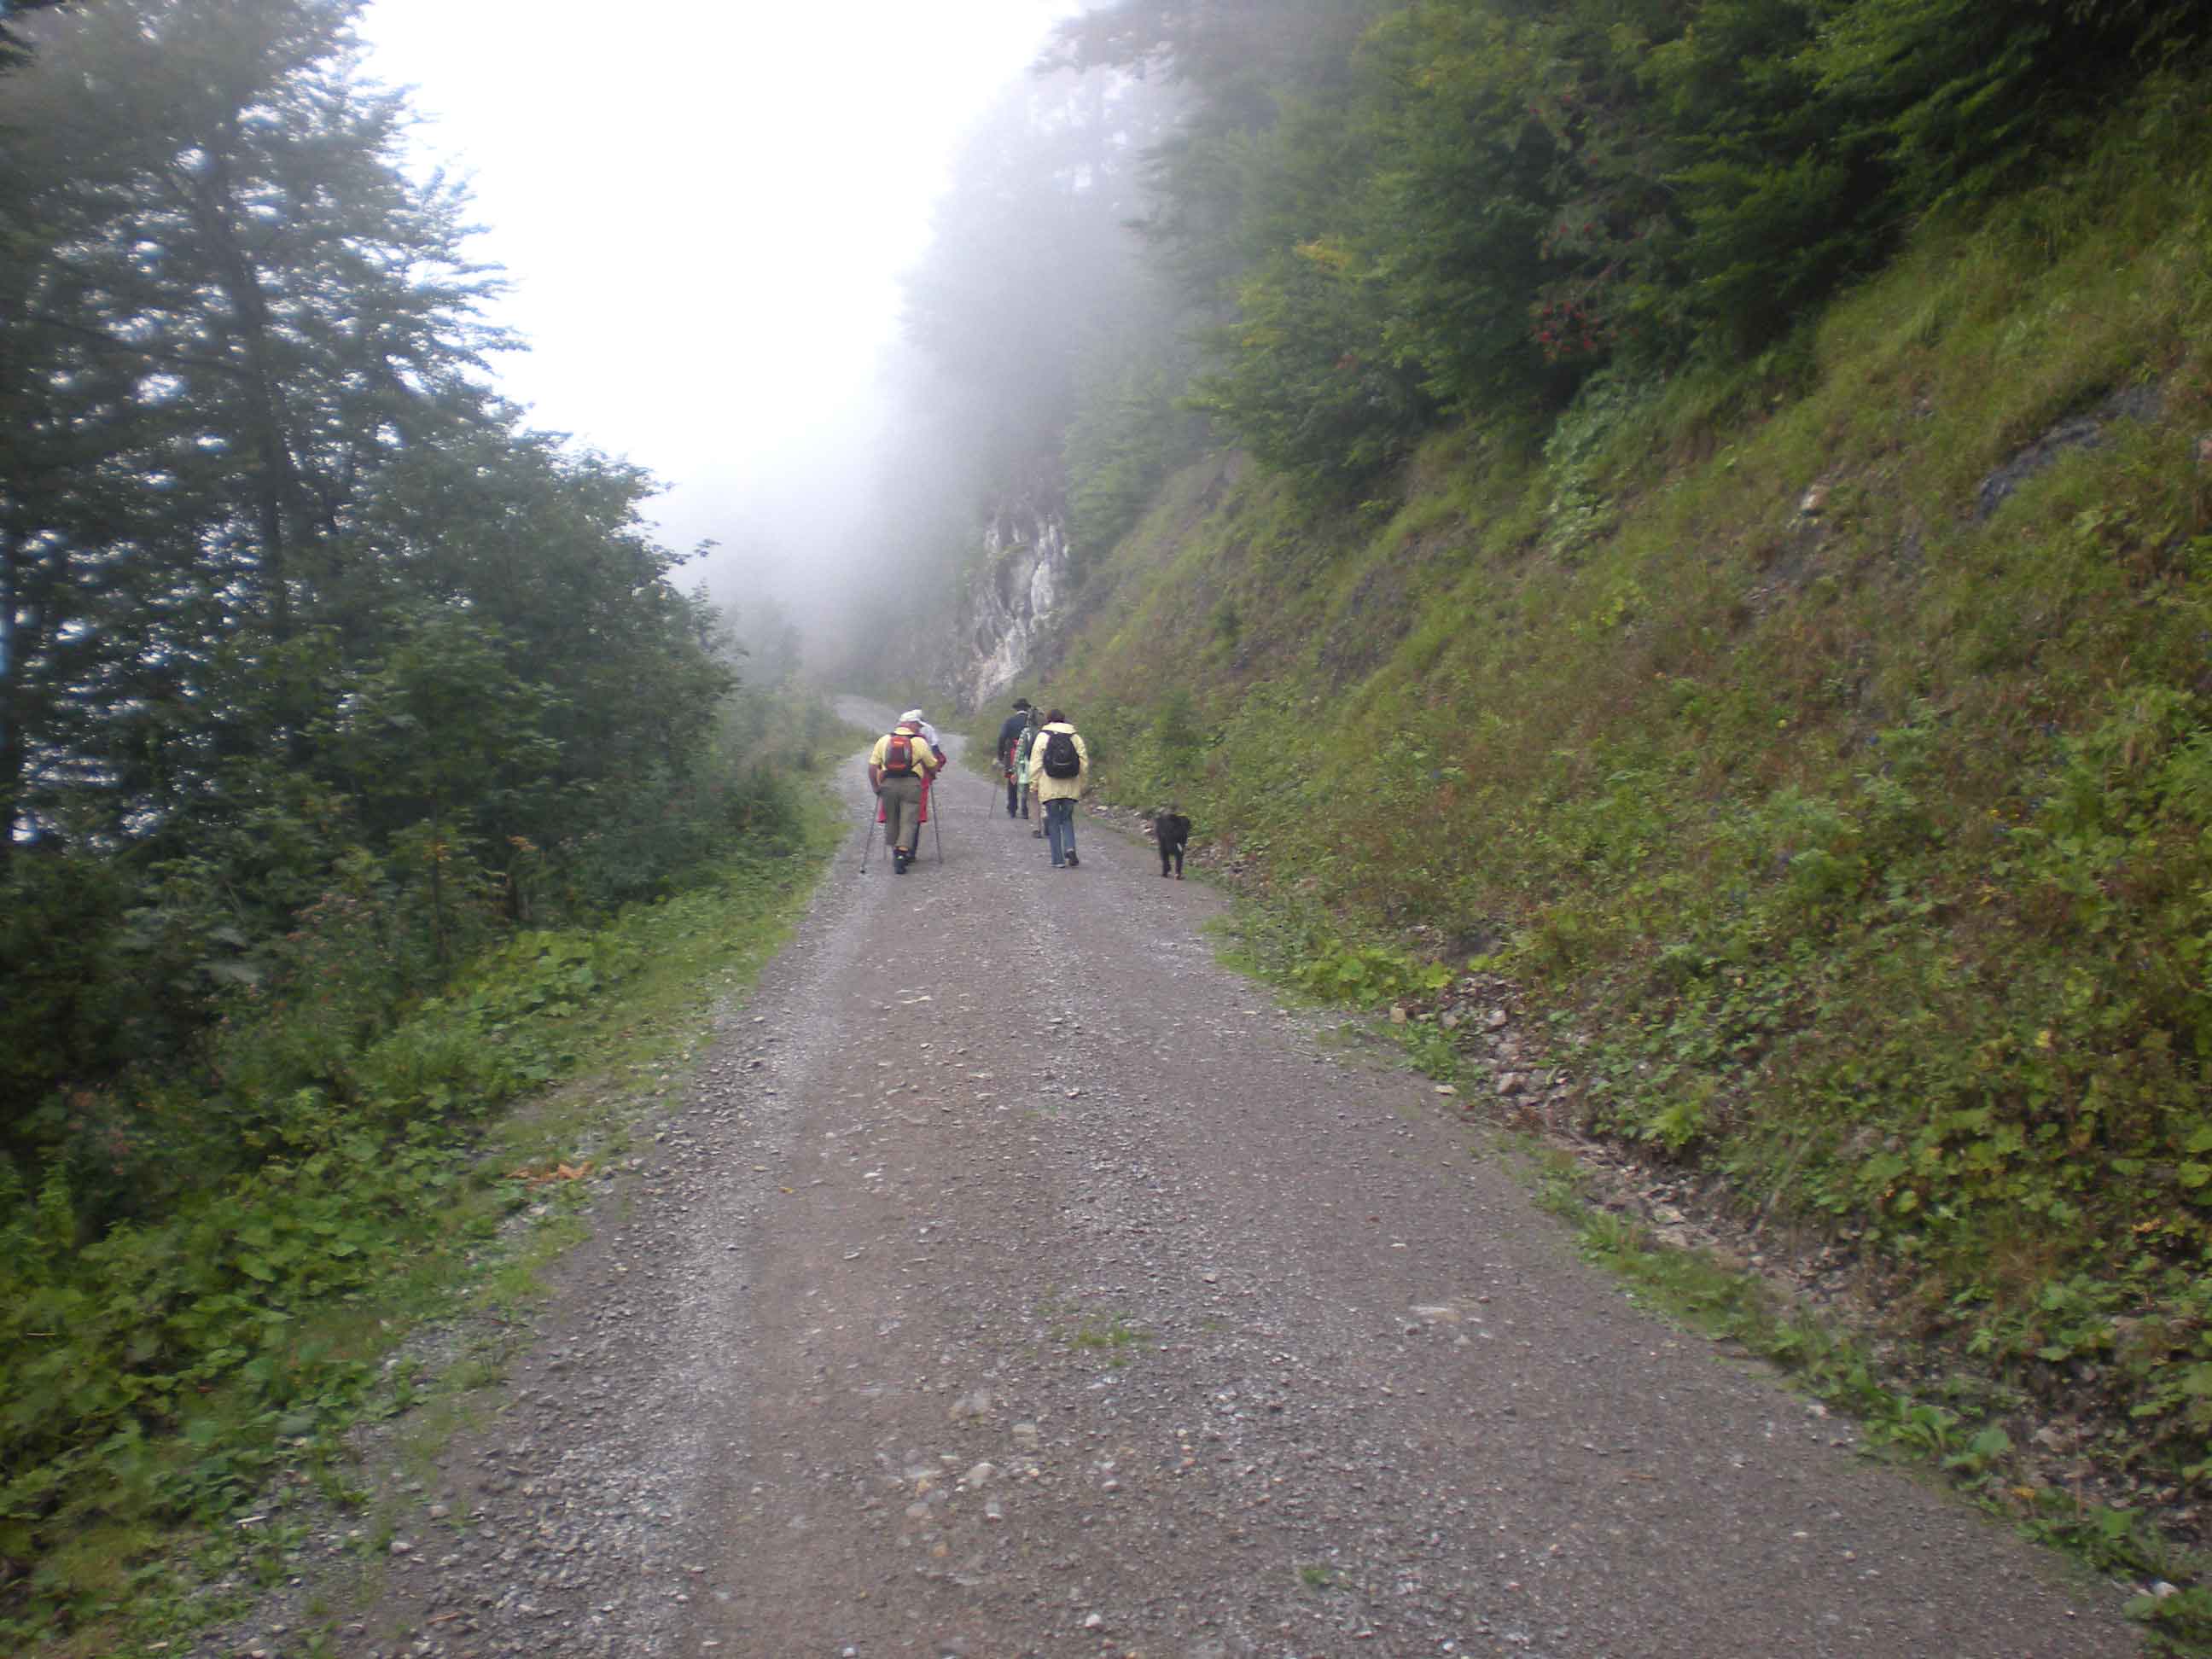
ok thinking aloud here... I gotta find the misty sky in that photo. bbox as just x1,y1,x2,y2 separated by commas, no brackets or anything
357,0,1074,608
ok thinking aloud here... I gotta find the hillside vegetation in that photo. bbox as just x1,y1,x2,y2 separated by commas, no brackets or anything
0,3,853,1643
1027,67,2212,1516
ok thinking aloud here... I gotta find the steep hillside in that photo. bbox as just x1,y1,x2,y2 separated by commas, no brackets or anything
1024,75,2212,1505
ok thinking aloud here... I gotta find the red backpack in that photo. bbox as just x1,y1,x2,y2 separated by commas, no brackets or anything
882,730,917,775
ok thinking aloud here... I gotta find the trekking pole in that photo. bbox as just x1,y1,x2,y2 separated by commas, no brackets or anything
859,792,877,873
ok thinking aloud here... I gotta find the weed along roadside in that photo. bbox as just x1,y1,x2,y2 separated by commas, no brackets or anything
1126,870,2212,1647
971,61,2212,1655
0,764,851,1659
1155,886,2212,1652
985,743,2212,1644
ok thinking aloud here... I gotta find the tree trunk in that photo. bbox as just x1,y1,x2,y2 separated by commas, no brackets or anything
186,135,306,640
0,524,19,876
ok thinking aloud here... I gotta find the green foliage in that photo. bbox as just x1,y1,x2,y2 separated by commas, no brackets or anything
1218,905,1453,1009
1187,233,1437,493
1054,0,2207,493
1067,346,1208,566
1152,689,1205,786
0,1126,458,1634
0,765,847,1650
1038,56,2212,1509
0,0,742,1176
1291,939,1452,1007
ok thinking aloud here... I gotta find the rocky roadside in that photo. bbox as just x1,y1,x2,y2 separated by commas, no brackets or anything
1080,794,2204,1579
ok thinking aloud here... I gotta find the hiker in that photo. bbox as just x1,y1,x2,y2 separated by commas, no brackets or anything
1014,705,1044,829
906,708,947,765
1027,707,1089,869
868,713,940,875
902,707,950,847
996,696,1035,819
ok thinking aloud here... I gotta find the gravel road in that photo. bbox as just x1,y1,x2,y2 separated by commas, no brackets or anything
266,706,2144,1659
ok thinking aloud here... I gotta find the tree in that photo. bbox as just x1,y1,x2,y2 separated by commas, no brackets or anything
1,0,741,1155
0,0,72,71
0,0,505,865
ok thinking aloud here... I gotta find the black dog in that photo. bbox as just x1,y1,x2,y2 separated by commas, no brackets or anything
1151,808,1191,879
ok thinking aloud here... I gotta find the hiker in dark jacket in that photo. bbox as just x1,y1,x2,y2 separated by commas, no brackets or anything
996,697,1035,819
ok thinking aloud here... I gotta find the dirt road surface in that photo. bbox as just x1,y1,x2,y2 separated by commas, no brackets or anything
294,708,2144,1658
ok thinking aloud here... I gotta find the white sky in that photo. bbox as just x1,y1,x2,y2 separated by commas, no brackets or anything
355,0,1074,591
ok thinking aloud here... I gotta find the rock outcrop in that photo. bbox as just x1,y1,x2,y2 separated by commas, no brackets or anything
951,506,1071,713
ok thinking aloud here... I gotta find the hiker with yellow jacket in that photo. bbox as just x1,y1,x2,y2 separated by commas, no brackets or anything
1026,708,1089,870
868,715,940,875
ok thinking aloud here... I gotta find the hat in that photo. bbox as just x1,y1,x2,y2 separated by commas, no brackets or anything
1013,696,1031,710
899,708,923,723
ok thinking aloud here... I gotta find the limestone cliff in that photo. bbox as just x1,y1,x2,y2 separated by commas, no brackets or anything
949,507,1071,713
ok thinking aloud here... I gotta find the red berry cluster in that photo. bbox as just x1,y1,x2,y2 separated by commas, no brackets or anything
1532,294,1612,363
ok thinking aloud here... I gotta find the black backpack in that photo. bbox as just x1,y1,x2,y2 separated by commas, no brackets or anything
1039,728,1080,779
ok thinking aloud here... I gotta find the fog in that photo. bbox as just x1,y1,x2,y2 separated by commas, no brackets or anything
357,0,1085,671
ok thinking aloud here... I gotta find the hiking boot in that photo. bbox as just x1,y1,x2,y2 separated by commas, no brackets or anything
1065,853,1079,867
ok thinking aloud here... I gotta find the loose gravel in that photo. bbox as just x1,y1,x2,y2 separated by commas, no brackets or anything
195,705,2146,1658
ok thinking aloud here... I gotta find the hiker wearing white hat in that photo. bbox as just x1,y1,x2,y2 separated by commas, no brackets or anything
867,714,941,874
901,709,944,757
888,709,947,867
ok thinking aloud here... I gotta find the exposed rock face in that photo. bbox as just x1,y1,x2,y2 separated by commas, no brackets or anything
952,507,1070,713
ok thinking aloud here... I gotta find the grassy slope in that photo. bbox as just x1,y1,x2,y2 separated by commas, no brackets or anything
1037,77,2212,1486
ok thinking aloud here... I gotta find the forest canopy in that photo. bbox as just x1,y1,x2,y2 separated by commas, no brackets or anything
1033,0,2209,492
0,0,748,1207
